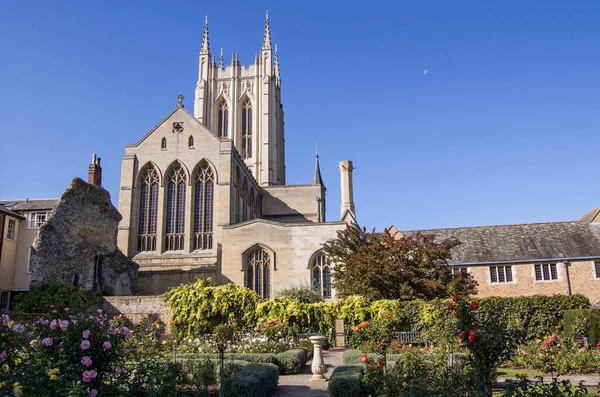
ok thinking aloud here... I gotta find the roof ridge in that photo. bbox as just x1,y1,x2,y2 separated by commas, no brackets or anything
401,220,583,233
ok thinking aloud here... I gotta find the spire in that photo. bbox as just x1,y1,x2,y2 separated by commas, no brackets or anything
219,48,224,68
200,15,210,55
255,50,259,64
231,52,235,65
274,44,281,86
313,145,324,186
262,10,272,49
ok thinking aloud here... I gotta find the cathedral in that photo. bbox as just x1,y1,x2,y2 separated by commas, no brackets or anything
116,16,355,296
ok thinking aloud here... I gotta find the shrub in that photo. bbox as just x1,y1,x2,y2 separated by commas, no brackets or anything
13,283,101,313
276,284,323,303
563,308,600,346
221,363,279,397
275,348,307,374
328,365,363,397
342,349,402,365
510,338,600,374
502,375,589,396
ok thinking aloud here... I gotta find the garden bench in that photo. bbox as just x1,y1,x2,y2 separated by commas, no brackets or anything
394,332,430,347
293,333,321,343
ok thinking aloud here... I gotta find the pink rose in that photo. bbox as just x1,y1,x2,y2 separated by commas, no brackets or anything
0,351,7,361
122,327,131,340
50,320,57,329
103,341,112,350
41,338,53,346
97,309,103,314
59,320,69,330
81,340,91,350
89,390,97,397
13,324,24,333
2,314,9,326
82,330,90,339
81,356,92,367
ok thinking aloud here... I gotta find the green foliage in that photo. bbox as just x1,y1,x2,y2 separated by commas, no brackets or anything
510,338,600,374
275,348,308,374
322,223,477,300
342,350,402,365
293,339,314,360
276,284,323,303
563,308,600,346
13,282,101,313
177,357,218,396
164,278,261,336
220,363,279,397
502,375,589,397
327,365,363,397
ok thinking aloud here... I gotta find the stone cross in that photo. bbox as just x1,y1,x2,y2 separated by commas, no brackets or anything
177,94,184,108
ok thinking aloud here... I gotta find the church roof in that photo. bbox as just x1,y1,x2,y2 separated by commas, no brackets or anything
399,221,600,265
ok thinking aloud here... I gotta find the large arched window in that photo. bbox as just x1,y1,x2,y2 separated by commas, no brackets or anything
311,251,332,299
164,164,186,251
217,100,229,138
193,162,214,250
246,246,272,298
137,166,159,252
241,99,252,159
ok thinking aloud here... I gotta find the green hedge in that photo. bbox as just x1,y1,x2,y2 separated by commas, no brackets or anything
275,348,307,374
177,358,248,380
221,363,279,397
563,308,600,346
328,365,363,397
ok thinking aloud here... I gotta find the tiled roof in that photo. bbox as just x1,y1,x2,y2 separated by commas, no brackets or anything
0,199,58,211
578,206,600,223
0,205,25,219
401,221,600,265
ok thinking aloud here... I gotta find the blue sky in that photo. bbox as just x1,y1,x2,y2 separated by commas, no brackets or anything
1,1,600,231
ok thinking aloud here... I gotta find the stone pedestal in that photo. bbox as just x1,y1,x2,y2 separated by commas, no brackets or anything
309,335,327,382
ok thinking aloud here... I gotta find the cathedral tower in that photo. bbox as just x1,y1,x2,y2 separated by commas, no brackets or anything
193,14,285,186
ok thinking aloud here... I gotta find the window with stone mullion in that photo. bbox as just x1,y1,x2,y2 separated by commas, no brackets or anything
165,166,186,251
241,100,252,159
193,165,214,250
137,167,159,252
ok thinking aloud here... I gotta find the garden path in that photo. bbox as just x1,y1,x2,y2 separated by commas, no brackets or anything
270,349,344,397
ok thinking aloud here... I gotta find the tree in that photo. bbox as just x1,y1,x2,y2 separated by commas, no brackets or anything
322,223,477,300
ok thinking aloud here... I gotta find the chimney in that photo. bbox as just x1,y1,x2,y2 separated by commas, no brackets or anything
339,160,355,221
88,154,102,186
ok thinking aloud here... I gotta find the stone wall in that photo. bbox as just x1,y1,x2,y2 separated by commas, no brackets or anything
102,295,170,325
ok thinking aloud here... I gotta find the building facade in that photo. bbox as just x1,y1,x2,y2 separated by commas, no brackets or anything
116,16,355,296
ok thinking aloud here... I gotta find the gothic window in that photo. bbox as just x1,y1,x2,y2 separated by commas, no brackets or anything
235,168,241,223
311,251,331,299
137,166,159,252
246,246,272,298
242,179,248,221
161,137,167,150
241,99,252,159
165,164,186,251
217,100,229,138
193,162,214,250
188,136,194,148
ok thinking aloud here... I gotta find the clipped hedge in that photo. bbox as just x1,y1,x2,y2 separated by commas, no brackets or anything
177,358,248,380
563,308,600,346
221,363,279,397
275,348,307,374
328,365,363,397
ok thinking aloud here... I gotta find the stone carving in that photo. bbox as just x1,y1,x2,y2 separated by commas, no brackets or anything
30,177,138,296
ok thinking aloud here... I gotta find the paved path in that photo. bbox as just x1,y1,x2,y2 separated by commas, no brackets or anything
270,349,344,397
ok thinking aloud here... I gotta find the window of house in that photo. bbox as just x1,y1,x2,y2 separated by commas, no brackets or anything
193,162,214,250
246,246,271,298
311,252,332,299
6,219,16,241
489,265,513,283
595,262,600,279
534,263,558,281
28,212,48,229
0,291,10,312
137,166,159,252
452,267,468,277
188,135,194,148
165,164,187,251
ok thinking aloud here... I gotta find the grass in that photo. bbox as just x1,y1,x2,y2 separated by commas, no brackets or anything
496,367,544,379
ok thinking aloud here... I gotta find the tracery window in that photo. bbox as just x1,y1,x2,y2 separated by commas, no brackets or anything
188,135,194,148
137,166,159,252
217,100,229,138
165,164,186,251
241,99,252,159
311,252,331,299
193,162,214,250
161,137,167,150
246,246,271,298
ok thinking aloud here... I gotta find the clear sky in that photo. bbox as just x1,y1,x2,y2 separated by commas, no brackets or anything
1,1,600,232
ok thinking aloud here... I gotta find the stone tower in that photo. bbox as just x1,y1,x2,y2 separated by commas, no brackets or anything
193,14,285,186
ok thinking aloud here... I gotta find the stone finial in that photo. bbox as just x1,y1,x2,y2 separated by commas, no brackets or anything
262,10,272,49
273,44,281,86
177,93,184,108
200,15,210,54
219,48,224,68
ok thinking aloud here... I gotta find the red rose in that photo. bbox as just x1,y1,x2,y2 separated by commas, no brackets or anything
454,311,459,318
447,303,455,311
367,364,376,371
452,295,461,302
468,334,476,343
361,354,368,363
458,331,465,340
470,301,479,310
379,357,386,367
